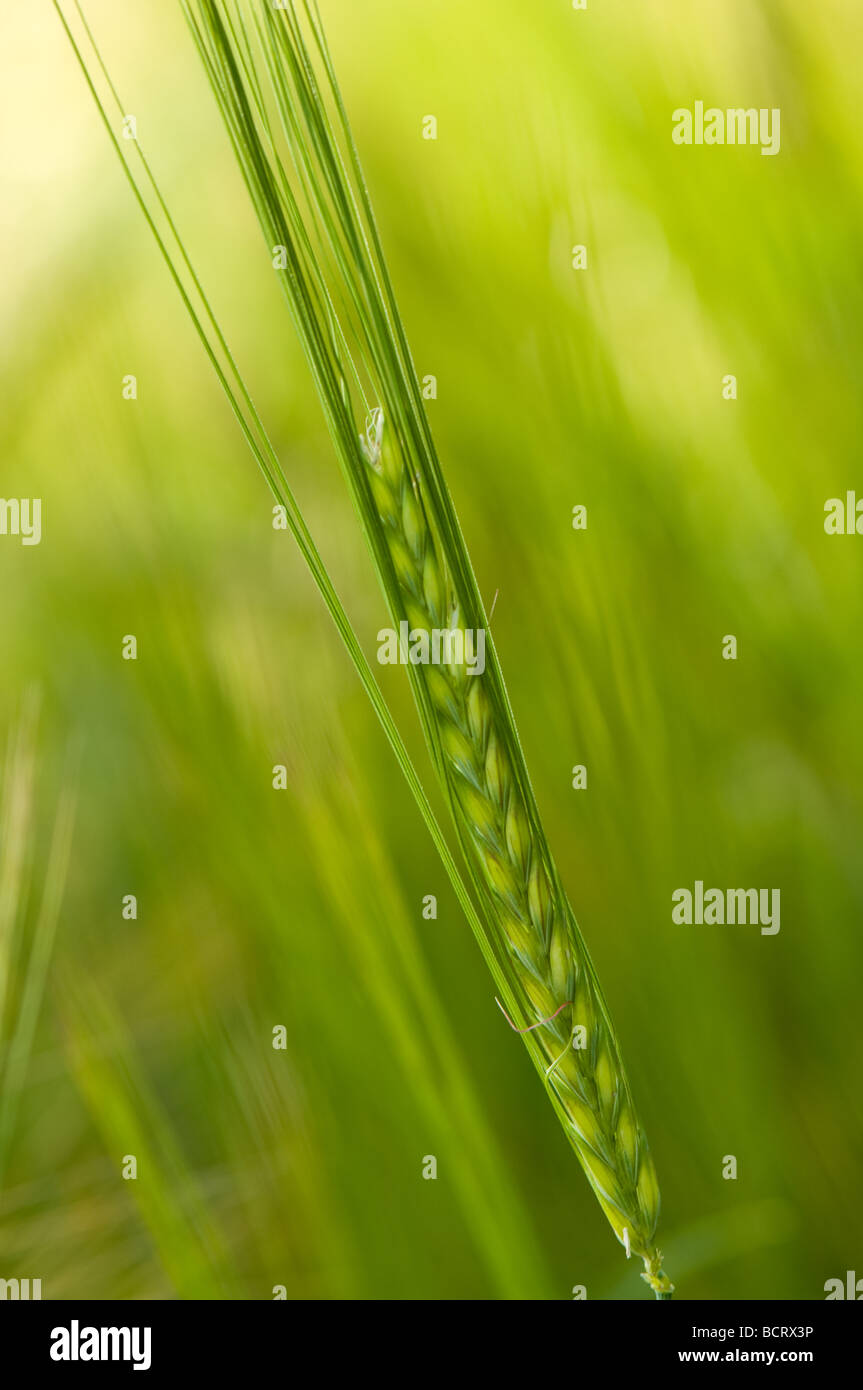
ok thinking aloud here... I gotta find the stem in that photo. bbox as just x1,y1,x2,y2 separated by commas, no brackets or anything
642,1248,675,1299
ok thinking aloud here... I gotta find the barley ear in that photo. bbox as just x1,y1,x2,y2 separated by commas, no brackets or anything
368,412,673,1293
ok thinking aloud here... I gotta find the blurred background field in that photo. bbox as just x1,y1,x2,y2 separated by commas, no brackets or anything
1,0,862,1298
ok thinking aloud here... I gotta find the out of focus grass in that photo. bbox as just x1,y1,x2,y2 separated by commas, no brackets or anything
1,0,861,1297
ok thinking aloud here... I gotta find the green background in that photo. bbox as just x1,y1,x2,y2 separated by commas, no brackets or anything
1,0,861,1298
